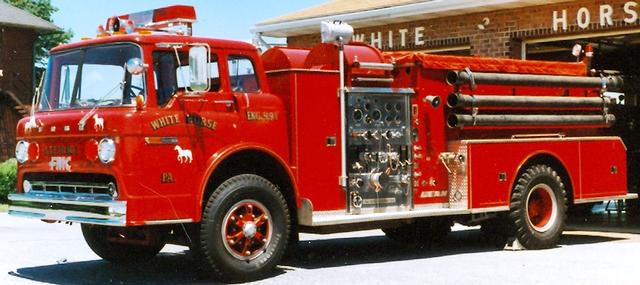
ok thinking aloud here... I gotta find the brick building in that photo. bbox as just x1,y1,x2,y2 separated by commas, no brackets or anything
253,0,640,66
0,1,58,161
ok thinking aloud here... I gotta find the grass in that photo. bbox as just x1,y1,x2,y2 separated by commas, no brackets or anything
0,204,7,212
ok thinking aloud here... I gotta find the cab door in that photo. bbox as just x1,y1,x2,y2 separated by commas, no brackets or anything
137,46,239,221
224,53,289,156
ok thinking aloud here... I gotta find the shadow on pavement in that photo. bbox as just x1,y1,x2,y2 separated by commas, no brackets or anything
8,228,626,284
561,232,626,245
11,251,206,285
282,228,627,269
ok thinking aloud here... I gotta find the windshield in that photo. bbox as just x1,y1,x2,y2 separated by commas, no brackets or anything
40,43,144,111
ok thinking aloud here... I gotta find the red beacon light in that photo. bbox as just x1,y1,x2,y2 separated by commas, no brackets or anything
100,5,197,36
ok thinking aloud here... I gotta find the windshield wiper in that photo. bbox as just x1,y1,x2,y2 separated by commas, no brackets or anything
78,80,124,131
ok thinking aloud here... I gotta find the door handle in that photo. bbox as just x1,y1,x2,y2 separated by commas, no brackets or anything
214,99,237,111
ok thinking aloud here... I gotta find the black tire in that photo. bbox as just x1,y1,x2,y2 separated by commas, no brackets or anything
197,174,290,281
625,199,640,221
383,218,452,245
509,164,567,249
81,224,166,263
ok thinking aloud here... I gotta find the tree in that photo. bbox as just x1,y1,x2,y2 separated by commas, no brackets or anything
4,0,73,65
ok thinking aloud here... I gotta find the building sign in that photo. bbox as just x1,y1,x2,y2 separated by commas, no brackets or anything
353,28,425,50
318,1,640,52
553,2,639,31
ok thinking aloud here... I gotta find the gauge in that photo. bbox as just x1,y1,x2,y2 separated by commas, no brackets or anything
353,109,364,122
371,109,382,121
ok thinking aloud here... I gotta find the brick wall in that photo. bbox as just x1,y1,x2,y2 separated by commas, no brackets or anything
1,26,36,103
0,26,36,161
287,0,640,58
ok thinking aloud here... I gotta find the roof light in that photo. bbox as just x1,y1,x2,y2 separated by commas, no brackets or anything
125,19,135,34
104,5,197,36
96,25,107,37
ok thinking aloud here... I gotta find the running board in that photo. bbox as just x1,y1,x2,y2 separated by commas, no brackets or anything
574,193,638,205
297,199,508,227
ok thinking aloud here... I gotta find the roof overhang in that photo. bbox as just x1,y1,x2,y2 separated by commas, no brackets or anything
252,0,569,37
0,1,60,32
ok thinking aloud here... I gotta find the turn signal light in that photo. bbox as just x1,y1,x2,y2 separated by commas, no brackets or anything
27,142,39,162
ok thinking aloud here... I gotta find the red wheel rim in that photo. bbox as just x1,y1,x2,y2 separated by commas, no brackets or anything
221,199,272,261
525,184,557,232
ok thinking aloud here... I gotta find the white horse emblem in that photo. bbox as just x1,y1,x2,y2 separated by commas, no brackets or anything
24,117,40,133
93,114,104,131
174,145,193,164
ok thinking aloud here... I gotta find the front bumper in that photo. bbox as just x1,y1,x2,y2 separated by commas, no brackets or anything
8,192,126,226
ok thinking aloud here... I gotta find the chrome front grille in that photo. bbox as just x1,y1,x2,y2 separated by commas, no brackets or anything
30,181,112,195
23,173,116,196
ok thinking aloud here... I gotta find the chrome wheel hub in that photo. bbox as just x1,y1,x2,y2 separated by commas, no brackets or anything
221,199,272,261
243,222,257,239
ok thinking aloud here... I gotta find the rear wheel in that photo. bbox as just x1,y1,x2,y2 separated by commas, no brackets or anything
509,164,567,249
196,174,290,281
81,224,166,263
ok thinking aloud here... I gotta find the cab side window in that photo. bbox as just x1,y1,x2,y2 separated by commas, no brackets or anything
153,52,178,106
152,51,221,106
227,56,259,92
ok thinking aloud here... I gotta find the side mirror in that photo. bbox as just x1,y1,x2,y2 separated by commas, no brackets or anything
189,46,209,91
126,57,146,75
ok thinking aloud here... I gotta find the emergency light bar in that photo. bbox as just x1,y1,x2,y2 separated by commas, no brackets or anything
99,5,196,37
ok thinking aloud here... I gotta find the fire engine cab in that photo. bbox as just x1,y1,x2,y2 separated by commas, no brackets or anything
7,5,637,281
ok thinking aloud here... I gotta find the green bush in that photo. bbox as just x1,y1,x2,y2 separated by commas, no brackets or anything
0,159,17,203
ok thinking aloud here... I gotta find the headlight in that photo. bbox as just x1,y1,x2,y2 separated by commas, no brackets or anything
98,138,116,164
15,140,29,163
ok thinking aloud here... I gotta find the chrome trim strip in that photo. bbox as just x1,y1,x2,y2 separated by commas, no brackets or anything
346,87,415,95
10,192,115,207
462,136,623,144
144,136,179,145
264,68,340,74
8,193,126,226
574,193,638,205
144,218,193,225
352,77,394,83
470,206,510,214
301,204,509,227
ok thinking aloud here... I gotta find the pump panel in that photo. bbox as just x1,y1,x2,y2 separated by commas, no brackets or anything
346,87,413,213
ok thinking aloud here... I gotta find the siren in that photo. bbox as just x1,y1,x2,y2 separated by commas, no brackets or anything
321,20,353,44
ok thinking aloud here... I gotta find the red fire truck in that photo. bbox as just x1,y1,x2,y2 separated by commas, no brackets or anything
7,5,637,281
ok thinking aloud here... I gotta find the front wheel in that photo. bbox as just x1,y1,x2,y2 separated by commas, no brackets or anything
196,174,290,281
509,164,567,249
